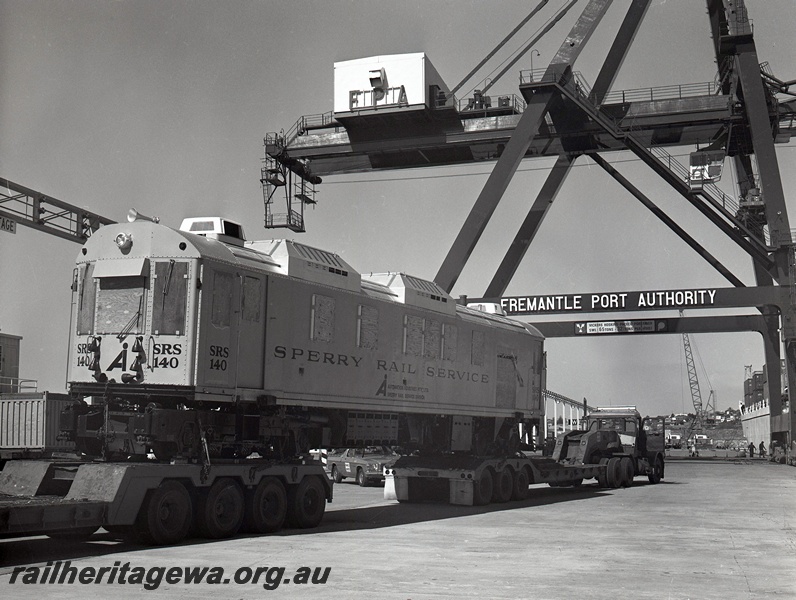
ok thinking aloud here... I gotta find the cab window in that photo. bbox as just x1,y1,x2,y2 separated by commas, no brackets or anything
152,261,188,335
96,276,146,335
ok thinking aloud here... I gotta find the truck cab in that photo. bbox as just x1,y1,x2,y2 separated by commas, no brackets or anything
553,406,665,487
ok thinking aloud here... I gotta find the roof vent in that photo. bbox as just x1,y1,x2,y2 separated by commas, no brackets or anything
362,273,454,315
247,239,361,292
179,217,246,247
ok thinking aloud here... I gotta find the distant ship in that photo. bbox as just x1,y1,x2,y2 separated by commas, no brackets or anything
740,365,777,448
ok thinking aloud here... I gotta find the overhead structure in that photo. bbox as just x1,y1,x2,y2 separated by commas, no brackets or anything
0,178,115,244
265,1,796,447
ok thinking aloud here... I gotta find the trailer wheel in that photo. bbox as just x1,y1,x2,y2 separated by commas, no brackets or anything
135,480,193,546
47,526,100,541
196,478,245,539
473,468,494,506
606,457,623,488
331,465,344,483
244,477,287,534
286,476,326,529
620,457,635,488
648,457,664,484
511,467,530,501
492,468,513,503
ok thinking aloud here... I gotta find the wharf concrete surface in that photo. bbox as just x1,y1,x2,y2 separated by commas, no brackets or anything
1,460,794,600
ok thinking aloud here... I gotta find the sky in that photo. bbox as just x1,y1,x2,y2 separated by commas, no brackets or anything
1,0,795,417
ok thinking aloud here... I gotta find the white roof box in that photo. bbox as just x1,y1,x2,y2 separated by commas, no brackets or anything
247,239,361,292
180,217,246,247
362,272,454,315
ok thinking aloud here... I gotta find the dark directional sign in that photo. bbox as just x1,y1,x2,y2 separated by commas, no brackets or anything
467,286,788,316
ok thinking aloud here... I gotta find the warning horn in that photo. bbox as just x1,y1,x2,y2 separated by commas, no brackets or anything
127,208,160,224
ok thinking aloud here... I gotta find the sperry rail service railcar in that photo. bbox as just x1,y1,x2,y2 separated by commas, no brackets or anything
63,214,545,461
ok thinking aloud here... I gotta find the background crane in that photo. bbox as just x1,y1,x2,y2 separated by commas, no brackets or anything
680,309,717,445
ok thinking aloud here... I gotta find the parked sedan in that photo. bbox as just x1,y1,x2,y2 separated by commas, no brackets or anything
327,446,399,486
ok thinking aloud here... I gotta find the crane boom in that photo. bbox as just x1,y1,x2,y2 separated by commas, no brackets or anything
0,178,115,244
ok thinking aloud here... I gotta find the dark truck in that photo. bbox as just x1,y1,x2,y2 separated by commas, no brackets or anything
553,406,665,487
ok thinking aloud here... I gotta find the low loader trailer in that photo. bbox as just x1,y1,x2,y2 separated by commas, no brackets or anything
385,406,664,505
0,458,331,545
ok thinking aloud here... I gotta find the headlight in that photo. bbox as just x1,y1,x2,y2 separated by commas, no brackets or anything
368,463,381,472
115,232,133,251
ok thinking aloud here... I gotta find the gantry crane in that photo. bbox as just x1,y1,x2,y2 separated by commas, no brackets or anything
265,0,796,450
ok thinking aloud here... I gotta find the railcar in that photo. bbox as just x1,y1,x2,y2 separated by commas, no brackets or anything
62,213,545,461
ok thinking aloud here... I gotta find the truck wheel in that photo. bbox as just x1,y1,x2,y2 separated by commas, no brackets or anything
473,468,494,506
287,476,326,529
331,465,343,483
597,458,609,488
511,467,530,501
606,457,622,488
136,480,193,546
244,477,287,534
356,468,367,487
492,468,513,503
620,457,634,488
648,457,664,484
196,478,245,539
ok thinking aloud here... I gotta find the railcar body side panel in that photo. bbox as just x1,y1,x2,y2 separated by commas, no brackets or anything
262,274,544,419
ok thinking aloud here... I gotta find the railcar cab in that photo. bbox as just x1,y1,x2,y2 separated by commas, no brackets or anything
69,212,206,396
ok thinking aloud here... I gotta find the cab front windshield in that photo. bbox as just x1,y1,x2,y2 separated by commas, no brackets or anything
588,417,637,436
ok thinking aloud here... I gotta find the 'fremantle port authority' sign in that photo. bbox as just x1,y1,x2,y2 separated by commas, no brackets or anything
471,286,787,317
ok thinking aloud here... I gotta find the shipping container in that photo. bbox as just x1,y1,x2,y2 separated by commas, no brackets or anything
0,392,74,458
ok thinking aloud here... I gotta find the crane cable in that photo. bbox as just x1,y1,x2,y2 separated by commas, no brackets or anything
478,0,580,97
449,0,550,97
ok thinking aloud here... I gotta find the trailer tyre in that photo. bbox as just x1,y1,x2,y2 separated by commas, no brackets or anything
244,477,287,534
511,467,530,501
287,476,326,529
648,457,664,484
606,457,623,489
620,457,634,488
197,478,245,539
473,468,494,506
136,480,193,546
493,468,513,503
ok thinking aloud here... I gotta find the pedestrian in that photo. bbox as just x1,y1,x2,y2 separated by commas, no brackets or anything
759,441,766,458
748,442,755,458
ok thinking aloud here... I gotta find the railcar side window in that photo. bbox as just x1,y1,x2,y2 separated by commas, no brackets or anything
152,261,188,335
496,353,519,408
442,323,458,361
211,271,233,327
403,315,424,357
424,319,441,359
357,304,378,349
471,330,485,366
311,294,335,342
76,263,96,335
242,276,262,323
96,276,146,335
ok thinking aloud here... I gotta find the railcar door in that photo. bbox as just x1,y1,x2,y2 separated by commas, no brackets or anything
236,274,266,388
196,265,240,391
